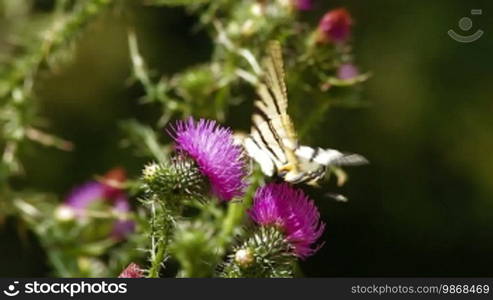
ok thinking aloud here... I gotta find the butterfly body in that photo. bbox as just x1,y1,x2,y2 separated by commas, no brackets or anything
244,41,367,185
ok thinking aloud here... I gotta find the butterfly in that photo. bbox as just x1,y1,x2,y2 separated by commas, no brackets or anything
243,41,368,186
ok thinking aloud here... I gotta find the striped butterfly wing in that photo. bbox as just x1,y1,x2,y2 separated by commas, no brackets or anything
295,146,369,167
245,41,301,178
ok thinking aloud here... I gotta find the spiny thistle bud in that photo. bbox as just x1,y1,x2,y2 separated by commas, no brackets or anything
234,248,254,268
168,117,248,202
317,8,353,44
221,226,296,278
142,162,160,182
141,156,209,204
118,263,144,278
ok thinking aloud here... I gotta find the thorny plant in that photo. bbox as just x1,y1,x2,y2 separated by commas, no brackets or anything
0,0,369,277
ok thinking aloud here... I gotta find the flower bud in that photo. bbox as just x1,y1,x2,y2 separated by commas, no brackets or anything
141,156,209,203
234,248,254,268
142,162,160,182
221,226,295,278
317,8,353,44
118,263,144,278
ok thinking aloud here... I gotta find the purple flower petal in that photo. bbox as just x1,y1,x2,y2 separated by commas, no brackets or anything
294,0,312,11
65,181,106,215
111,196,135,240
169,117,248,202
338,63,359,80
64,169,135,239
249,183,325,259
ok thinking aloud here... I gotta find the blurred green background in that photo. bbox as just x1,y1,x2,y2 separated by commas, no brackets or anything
2,0,493,276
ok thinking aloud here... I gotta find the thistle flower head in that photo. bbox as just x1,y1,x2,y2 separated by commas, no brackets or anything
65,181,105,213
169,117,247,202
118,263,143,278
248,183,325,259
64,168,135,240
65,168,127,212
294,0,312,11
318,8,353,44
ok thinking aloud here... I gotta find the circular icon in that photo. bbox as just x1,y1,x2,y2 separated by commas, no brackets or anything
458,17,473,31
3,282,20,297
448,9,483,43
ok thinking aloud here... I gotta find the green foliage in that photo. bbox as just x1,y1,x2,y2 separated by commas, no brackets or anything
170,217,219,277
0,0,115,178
0,0,367,278
5,185,144,277
120,120,171,163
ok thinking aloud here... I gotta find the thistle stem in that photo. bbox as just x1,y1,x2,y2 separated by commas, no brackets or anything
217,202,244,252
146,199,175,278
148,238,167,278
216,170,263,253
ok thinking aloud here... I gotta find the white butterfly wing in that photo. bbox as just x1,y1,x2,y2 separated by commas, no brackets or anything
295,145,368,167
244,137,276,177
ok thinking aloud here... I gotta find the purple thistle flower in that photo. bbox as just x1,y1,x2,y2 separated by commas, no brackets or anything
248,183,325,259
63,168,135,240
111,196,136,241
169,117,247,202
294,0,313,11
65,181,106,215
337,63,359,80
118,263,143,278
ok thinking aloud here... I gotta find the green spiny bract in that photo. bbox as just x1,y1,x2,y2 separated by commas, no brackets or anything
220,226,296,278
141,155,210,207
170,219,218,278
